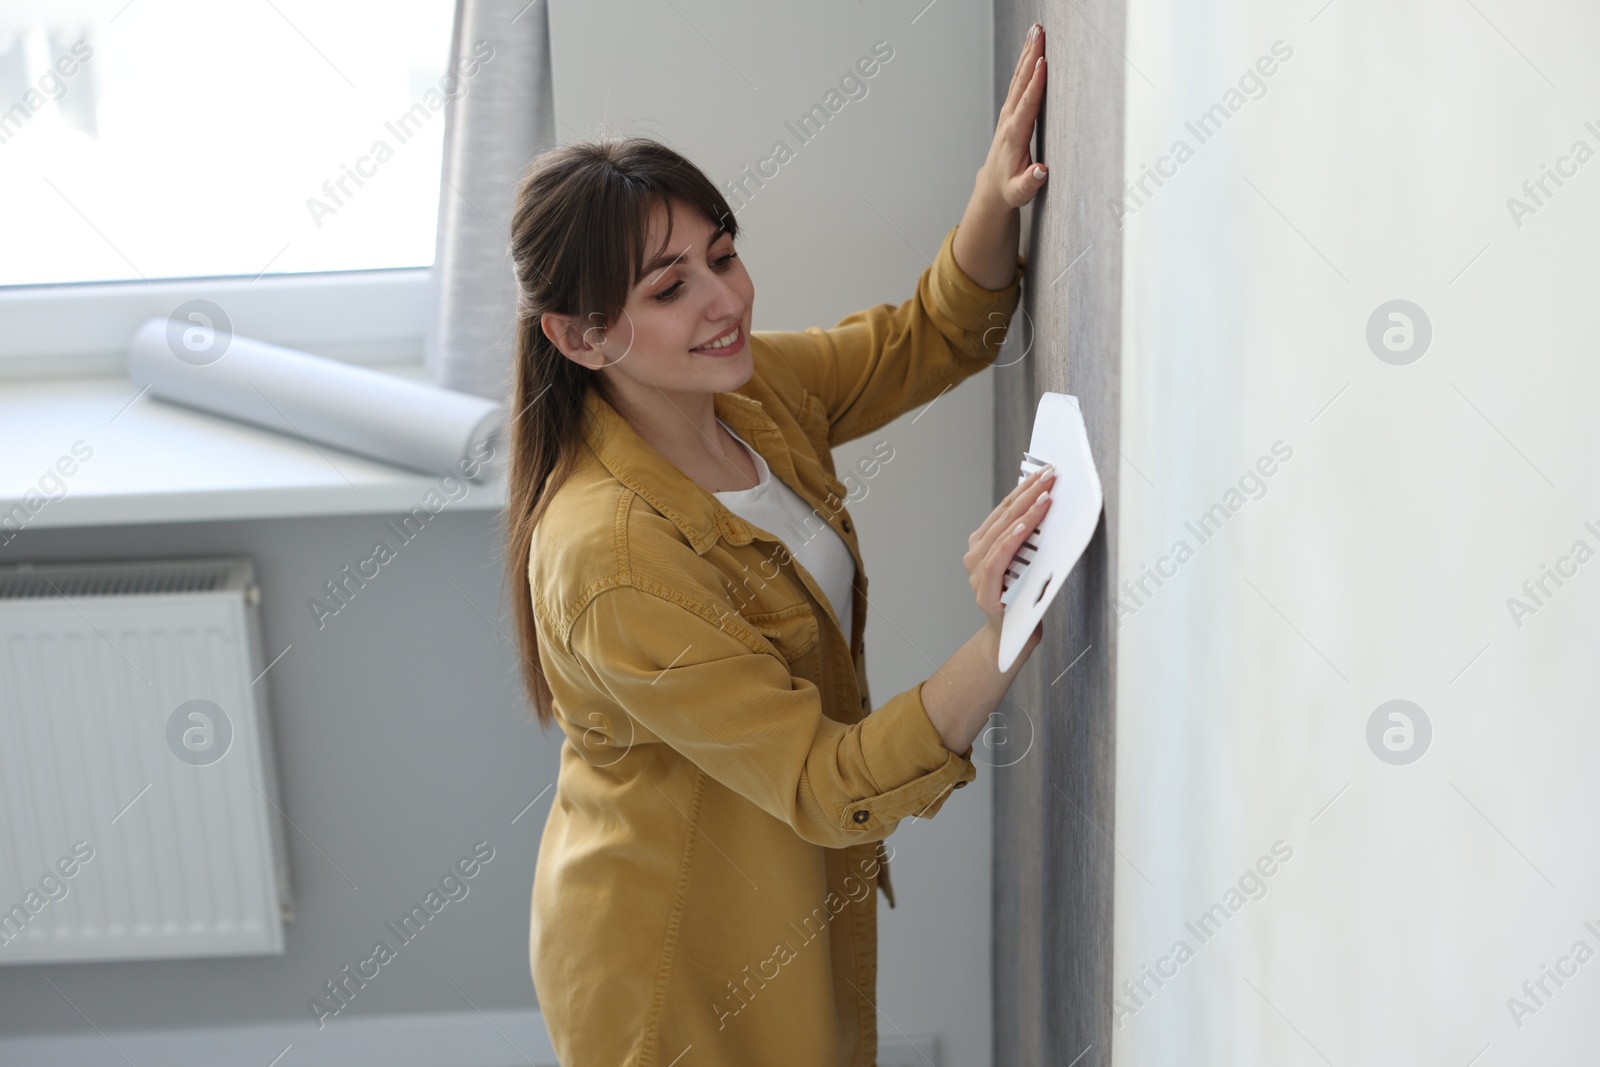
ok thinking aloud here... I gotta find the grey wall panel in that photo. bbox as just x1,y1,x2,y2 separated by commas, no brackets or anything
0,511,556,1032
990,3,1125,1065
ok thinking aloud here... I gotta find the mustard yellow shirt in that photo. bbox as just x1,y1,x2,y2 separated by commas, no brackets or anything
527,222,1026,1067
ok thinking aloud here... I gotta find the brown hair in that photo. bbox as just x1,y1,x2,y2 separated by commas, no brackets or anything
503,136,740,727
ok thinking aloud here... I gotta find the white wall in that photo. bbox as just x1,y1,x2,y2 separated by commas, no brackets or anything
548,2,1005,1063
1116,1,1600,1063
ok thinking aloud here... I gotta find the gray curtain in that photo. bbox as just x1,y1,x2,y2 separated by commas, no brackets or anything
426,0,558,401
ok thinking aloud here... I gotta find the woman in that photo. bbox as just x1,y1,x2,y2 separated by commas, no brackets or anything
504,24,1055,1066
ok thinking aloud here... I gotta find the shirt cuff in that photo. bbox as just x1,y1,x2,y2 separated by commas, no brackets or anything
925,224,1028,362
841,679,978,833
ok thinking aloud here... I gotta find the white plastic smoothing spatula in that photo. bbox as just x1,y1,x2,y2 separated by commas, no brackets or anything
997,392,1105,671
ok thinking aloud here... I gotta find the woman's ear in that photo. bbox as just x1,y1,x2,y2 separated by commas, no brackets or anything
541,310,605,371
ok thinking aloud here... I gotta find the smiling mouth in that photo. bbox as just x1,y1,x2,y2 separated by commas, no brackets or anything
691,324,743,352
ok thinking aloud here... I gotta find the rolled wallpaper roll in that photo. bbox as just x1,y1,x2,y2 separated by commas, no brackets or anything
128,316,505,481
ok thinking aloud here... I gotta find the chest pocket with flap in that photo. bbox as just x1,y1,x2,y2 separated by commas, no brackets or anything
743,602,821,675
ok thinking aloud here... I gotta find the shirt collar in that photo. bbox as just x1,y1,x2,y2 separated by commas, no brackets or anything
580,385,781,555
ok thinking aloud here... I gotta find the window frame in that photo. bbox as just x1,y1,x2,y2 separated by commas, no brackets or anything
0,267,433,380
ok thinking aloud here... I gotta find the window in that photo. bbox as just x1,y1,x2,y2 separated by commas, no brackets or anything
0,0,457,288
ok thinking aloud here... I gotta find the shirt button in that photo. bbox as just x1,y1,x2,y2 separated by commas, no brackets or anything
852,810,870,824
841,518,851,533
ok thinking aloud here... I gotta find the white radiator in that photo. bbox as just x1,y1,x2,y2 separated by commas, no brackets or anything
0,557,292,964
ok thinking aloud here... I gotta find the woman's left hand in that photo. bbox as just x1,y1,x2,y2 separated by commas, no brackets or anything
978,23,1049,210
964,460,1055,646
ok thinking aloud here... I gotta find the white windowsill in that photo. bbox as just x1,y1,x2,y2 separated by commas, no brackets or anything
0,363,507,532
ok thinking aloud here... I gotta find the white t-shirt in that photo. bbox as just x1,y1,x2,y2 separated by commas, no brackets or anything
712,419,856,641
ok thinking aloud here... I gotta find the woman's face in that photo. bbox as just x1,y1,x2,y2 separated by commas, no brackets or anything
555,197,755,408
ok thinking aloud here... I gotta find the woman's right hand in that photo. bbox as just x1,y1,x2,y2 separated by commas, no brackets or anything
964,462,1056,648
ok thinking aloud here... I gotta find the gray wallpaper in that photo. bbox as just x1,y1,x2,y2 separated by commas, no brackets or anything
989,4,1125,1065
